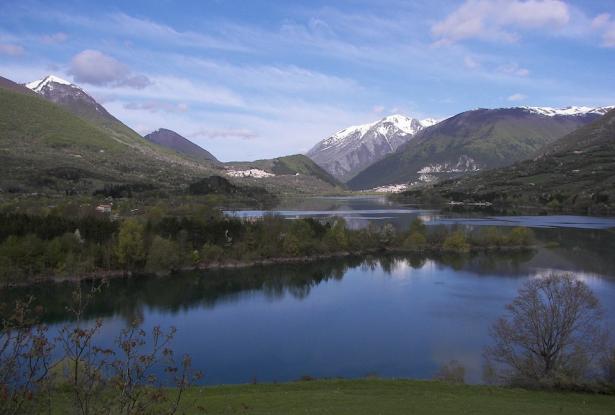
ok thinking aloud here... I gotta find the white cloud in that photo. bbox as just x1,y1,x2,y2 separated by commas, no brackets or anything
498,63,530,77
189,128,258,140
464,56,480,69
432,0,570,45
507,93,527,101
591,13,615,47
69,49,151,88
0,42,24,56
41,32,68,44
124,101,188,113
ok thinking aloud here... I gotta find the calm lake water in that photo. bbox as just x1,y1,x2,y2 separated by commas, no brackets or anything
5,197,615,384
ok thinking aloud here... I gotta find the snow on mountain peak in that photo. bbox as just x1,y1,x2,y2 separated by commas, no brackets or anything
419,118,440,127
307,113,438,180
518,105,615,117
26,75,73,93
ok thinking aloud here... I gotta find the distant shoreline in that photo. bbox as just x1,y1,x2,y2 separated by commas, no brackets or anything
1,245,536,288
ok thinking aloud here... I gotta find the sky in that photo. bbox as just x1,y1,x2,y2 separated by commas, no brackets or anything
1,0,614,161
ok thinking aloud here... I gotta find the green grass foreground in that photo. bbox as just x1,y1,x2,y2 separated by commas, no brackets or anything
170,379,614,415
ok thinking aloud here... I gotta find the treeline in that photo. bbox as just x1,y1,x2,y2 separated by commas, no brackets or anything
0,211,535,284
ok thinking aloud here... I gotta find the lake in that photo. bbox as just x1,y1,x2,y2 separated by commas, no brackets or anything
4,196,615,384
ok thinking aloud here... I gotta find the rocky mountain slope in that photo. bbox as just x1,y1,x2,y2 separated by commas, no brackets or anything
401,108,615,212
307,115,438,182
348,106,611,190
145,128,219,164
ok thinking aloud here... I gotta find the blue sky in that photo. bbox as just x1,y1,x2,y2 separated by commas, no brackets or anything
1,0,614,161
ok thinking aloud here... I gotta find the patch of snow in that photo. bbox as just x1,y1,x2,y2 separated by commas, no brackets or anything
417,156,480,174
518,106,615,117
25,75,74,93
419,118,440,127
418,174,437,183
369,184,409,193
226,169,274,178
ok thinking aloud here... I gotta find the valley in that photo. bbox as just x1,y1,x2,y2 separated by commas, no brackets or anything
2,2,615,413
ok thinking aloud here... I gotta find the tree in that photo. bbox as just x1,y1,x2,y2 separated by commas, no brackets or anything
442,230,470,253
145,236,181,273
484,274,607,386
408,218,426,236
434,360,466,384
403,232,427,251
115,220,146,269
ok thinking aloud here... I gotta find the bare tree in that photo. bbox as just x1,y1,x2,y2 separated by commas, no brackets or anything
0,298,53,415
55,282,111,415
484,274,607,386
107,323,201,415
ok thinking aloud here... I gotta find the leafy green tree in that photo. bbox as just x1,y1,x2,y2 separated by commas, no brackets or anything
146,236,181,273
403,232,427,251
115,219,146,269
508,227,534,247
324,219,348,251
442,231,470,253
408,217,426,236
201,243,224,262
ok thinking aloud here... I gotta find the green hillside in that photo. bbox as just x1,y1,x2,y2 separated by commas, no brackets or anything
399,109,615,213
226,154,344,194
348,108,598,190
270,154,342,187
0,86,212,194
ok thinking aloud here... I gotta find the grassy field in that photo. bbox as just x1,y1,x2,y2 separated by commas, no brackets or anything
171,379,615,415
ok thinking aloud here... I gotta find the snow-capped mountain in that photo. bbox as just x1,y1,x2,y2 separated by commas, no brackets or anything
518,106,615,117
306,115,439,181
25,75,117,124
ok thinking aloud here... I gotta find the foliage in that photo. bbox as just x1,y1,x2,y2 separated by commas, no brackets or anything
0,208,539,284
442,231,470,253
115,220,146,269
403,232,427,251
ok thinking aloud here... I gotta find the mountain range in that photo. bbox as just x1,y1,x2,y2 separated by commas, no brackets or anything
346,106,612,190
2,72,613,205
402,107,615,212
306,115,438,181
0,74,342,196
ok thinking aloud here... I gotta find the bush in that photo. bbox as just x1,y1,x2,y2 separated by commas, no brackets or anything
508,227,534,247
435,360,466,384
201,243,224,262
442,231,470,253
408,217,426,236
115,219,146,269
403,232,427,251
145,236,182,272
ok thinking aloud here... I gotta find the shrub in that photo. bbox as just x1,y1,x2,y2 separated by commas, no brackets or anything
115,219,146,269
508,227,534,247
435,360,466,384
403,232,427,251
408,217,426,236
201,243,224,263
145,236,182,272
442,231,470,253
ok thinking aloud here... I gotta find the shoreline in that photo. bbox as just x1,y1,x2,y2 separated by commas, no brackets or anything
1,245,536,289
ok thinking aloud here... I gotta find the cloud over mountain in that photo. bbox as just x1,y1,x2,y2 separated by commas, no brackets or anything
69,49,151,89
